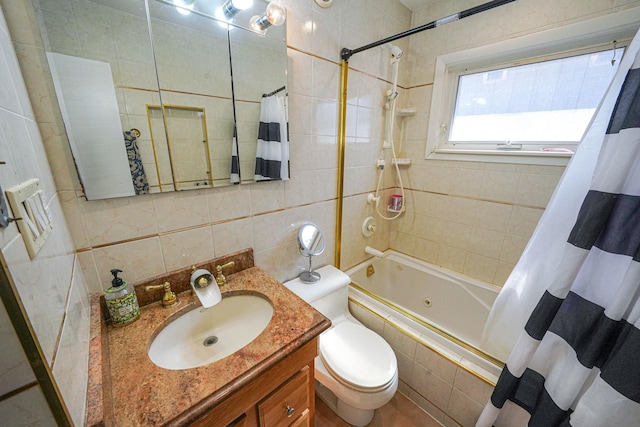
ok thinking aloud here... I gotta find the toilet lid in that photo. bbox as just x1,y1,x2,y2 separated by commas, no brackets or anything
319,322,396,391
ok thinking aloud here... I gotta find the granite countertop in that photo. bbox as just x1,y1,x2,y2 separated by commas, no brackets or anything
89,259,330,427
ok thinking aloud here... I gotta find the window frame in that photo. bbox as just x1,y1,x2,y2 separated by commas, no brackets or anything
425,8,640,166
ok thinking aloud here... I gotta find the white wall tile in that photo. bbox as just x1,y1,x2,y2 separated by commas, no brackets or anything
0,28,23,114
153,189,210,233
0,300,35,396
52,265,90,426
410,362,454,411
446,389,485,427
252,211,286,253
250,181,285,214
0,385,56,426
208,185,251,223
211,218,254,256
92,237,165,290
2,230,74,364
415,344,458,385
81,196,158,246
159,227,215,272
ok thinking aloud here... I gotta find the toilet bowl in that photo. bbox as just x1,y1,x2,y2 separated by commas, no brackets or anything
284,265,398,426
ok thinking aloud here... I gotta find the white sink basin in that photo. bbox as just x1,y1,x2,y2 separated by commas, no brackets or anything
148,295,274,370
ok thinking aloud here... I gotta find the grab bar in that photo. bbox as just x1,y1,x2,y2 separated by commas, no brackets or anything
364,246,385,258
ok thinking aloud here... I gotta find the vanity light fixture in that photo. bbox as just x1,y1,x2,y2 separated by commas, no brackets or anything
173,0,196,16
220,0,254,19
250,1,286,34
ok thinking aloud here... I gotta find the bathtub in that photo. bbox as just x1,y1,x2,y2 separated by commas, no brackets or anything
346,250,503,383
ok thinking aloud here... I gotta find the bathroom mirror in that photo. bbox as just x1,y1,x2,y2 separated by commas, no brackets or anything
148,0,235,190
298,223,325,283
34,0,288,199
299,223,326,256
229,21,288,184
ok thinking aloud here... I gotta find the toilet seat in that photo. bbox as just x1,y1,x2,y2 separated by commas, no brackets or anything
319,322,396,393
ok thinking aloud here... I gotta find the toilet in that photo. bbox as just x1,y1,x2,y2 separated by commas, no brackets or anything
284,265,398,426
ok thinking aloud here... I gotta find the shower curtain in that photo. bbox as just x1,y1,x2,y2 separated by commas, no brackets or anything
231,126,240,184
254,92,289,181
476,32,640,426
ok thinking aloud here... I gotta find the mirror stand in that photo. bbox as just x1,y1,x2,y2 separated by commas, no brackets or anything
300,255,321,283
297,222,326,284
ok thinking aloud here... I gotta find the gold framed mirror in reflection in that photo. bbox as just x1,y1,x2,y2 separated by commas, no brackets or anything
147,104,215,191
34,0,288,200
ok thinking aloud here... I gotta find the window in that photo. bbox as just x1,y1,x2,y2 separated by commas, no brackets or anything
425,8,640,165
449,48,623,147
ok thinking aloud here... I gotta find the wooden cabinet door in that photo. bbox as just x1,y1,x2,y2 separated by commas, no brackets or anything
258,367,310,427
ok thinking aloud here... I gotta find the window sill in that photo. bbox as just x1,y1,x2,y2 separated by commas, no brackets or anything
427,149,571,166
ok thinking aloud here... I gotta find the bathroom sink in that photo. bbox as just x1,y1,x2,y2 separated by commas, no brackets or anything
148,295,274,370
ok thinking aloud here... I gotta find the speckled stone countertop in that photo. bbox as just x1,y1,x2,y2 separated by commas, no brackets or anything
87,250,330,427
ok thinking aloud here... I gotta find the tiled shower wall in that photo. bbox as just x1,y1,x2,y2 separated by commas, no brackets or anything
390,0,640,287
0,3,90,425
392,163,564,286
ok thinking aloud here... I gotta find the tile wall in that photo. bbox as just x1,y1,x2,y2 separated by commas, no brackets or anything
388,0,640,287
0,2,90,425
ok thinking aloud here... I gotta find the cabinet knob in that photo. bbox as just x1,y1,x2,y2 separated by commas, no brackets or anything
285,405,295,417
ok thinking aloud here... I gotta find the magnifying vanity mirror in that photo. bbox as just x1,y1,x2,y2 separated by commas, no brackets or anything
33,0,288,200
298,223,325,283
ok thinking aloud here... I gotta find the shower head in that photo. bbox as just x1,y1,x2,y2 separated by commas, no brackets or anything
390,44,403,59
382,43,404,60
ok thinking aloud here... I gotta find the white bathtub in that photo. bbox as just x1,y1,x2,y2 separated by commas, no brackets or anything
346,250,503,382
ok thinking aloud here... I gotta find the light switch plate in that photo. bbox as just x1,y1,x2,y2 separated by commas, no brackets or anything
5,178,53,259
0,185,11,227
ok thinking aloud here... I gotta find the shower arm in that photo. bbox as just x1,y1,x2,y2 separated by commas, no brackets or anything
340,0,517,62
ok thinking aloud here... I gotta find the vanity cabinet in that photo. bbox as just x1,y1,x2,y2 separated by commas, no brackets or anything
258,367,310,426
189,338,317,427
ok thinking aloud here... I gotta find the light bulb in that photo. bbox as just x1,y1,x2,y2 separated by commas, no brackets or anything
173,0,195,16
221,0,254,19
265,1,286,26
250,15,266,34
250,1,286,33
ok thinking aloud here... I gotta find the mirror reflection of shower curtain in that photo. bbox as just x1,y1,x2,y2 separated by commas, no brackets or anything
231,126,240,184
123,131,149,195
477,30,640,427
254,92,289,181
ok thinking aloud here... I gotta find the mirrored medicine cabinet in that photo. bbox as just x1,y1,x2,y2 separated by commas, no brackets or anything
33,0,288,200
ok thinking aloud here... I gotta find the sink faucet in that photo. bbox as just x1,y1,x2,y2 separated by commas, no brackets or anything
145,281,178,308
190,268,221,308
215,261,235,286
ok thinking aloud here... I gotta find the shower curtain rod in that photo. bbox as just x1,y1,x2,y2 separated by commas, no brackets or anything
340,0,517,61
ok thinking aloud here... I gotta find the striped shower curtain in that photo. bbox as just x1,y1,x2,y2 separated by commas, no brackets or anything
231,126,240,184
254,92,289,181
476,35,640,426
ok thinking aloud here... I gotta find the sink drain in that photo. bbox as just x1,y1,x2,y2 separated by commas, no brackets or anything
203,336,219,346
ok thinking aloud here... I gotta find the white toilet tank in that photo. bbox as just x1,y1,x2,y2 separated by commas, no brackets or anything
284,265,351,321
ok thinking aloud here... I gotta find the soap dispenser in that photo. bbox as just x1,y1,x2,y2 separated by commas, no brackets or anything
105,269,140,326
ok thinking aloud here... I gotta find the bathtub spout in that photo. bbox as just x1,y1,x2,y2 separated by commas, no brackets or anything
364,246,385,258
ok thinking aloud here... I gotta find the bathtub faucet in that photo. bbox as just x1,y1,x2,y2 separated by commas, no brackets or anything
365,246,385,258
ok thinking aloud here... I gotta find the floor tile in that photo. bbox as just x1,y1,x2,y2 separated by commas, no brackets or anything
315,391,442,427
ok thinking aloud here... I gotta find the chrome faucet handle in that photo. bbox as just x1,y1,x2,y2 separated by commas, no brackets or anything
215,261,235,286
